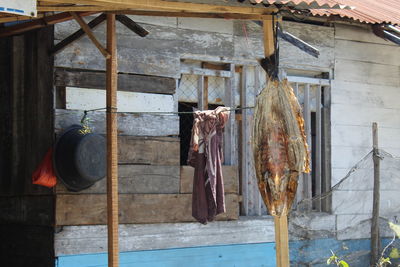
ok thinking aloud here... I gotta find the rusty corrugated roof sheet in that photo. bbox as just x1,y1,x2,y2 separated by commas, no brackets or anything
249,0,352,9
310,0,400,25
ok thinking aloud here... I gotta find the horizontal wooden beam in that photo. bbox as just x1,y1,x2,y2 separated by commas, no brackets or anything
42,0,277,15
0,14,44,23
115,15,149,37
118,10,275,20
0,11,97,38
54,68,176,94
52,13,106,55
55,193,239,225
57,165,180,194
181,67,232,78
70,12,110,59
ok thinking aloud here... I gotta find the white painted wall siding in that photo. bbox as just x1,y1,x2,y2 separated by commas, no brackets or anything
66,87,175,113
331,24,400,239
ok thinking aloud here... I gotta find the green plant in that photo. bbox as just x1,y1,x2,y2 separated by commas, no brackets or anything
327,250,349,267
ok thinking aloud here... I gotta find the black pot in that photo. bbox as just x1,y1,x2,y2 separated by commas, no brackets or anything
53,125,106,191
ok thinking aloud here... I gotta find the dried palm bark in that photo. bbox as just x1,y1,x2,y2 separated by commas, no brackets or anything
253,79,310,217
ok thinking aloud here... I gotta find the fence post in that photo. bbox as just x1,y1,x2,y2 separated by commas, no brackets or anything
370,122,380,266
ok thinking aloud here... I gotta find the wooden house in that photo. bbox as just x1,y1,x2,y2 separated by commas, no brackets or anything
0,0,399,266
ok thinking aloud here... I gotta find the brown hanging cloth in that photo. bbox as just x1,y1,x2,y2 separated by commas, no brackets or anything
252,79,310,216
188,106,230,224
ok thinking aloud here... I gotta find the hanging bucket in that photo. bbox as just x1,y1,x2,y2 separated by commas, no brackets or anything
53,125,106,191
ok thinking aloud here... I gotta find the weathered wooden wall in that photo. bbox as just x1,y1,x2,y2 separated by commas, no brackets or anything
53,16,242,227
331,24,400,240
53,15,400,267
0,27,55,267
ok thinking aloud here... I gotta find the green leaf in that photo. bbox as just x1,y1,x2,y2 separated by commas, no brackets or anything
339,260,349,267
380,257,391,264
389,222,400,238
327,255,337,265
389,247,400,259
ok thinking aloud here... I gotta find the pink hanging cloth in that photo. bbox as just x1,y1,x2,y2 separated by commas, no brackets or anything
187,106,230,224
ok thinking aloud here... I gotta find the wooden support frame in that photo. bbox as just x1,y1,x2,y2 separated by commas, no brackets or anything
52,13,106,55
115,15,149,37
0,11,97,38
106,13,119,267
42,0,278,15
70,12,111,59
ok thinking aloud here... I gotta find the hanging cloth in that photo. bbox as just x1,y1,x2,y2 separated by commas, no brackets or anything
188,106,230,224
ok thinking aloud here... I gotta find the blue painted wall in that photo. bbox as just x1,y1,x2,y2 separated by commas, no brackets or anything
57,238,392,267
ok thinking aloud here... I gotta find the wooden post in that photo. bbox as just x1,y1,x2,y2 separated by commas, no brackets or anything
263,16,290,267
371,122,380,267
106,13,119,267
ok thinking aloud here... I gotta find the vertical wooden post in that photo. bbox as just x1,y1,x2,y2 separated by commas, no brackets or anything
303,83,312,211
224,63,236,165
315,85,322,211
106,13,119,267
371,122,380,267
274,216,290,267
263,16,290,267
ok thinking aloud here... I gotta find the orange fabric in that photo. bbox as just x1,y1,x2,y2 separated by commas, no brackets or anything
32,148,57,188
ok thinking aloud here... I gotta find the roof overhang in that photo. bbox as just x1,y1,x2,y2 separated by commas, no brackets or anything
0,0,353,24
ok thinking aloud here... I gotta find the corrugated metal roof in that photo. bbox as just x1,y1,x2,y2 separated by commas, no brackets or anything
249,0,352,9
310,0,400,25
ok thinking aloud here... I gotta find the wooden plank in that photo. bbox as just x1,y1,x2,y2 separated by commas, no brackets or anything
274,215,289,267
315,85,322,211
335,39,400,66
70,12,110,59
240,66,249,215
52,13,106,55
197,75,205,110
181,67,231,78
55,194,239,225
204,76,209,109
0,27,55,195
55,109,179,136
335,59,399,87
44,0,277,15
57,165,180,194
55,39,181,78
116,15,149,37
321,88,333,210
263,19,275,58
55,86,66,109
65,87,175,113
106,13,119,267
180,166,238,194
0,11,96,38
55,68,176,95
331,80,400,110
224,63,236,165
335,24,396,46
370,122,381,266
55,218,276,255
118,136,179,165
303,84,312,211
287,76,330,86
116,10,275,21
